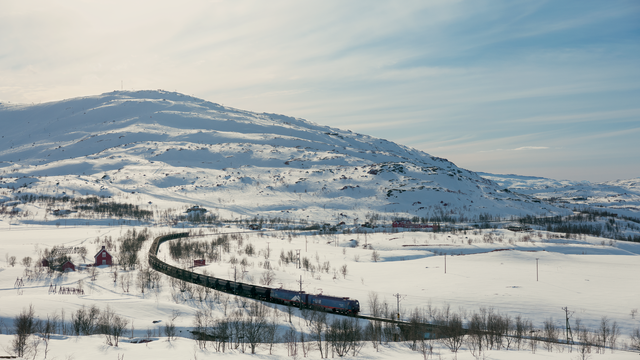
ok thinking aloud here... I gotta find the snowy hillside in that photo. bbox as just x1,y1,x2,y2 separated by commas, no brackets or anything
0,90,567,223
1,91,639,359
479,173,640,219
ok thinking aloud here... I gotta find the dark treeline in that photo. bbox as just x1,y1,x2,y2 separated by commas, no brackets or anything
117,228,151,270
5,194,153,221
517,209,640,243
75,203,153,221
168,234,233,263
10,194,101,205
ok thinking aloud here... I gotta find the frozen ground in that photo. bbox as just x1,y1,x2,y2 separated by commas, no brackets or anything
1,221,639,359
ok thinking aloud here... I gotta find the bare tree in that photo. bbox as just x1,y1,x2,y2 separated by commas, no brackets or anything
418,338,433,360
120,273,131,293
514,314,526,350
327,317,361,357
340,264,348,279
597,316,610,353
283,325,298,356
467,311,485,358
98,306,115,346
259,270,276,285
12,304,38,358
72,305,100,336
435,305,464,355
575,319,594,360
285,304,294,323
164,310,180,342
264,306,279,355
193,309,209,350
630,327,640,351
312,311,328,358
543,317,559,352
111,313,128,346
242,301,270,354
300,330,312,357
609,320,620,353
78,247,88,262
367,292,383,350
37,313,58,359
371,250,380,262
21,257,32,268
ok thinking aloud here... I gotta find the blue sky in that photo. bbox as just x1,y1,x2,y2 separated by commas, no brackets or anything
1,1,639,182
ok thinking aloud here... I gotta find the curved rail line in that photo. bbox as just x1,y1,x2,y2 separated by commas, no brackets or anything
148,232,376,319
148,232,638,351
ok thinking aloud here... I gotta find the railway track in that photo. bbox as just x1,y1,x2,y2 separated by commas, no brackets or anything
148,231,409,325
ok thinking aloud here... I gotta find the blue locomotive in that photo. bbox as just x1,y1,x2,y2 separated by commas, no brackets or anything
270,288,360,315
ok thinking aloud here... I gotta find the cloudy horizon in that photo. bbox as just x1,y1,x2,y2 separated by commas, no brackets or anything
1,1,638,182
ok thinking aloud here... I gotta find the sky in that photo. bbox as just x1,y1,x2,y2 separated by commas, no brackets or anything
1,1,639,182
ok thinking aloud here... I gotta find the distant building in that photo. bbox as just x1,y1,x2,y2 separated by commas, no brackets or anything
505,226,532,232
392,220,437,229
94,246,113,266
187,205,207,213
194,259,206,267
61,260,76,272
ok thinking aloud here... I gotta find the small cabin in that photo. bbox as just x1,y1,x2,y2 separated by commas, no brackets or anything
94,246,113,266
194,259,205,267
187,205,207,213
61,260,76,272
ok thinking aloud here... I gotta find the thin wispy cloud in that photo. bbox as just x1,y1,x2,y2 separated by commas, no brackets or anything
514,146,549,151
1,0,638,182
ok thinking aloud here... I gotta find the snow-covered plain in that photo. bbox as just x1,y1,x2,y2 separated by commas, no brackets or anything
1,222,639,359
1,91,639,359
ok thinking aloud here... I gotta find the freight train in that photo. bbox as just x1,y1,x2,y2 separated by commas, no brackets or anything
148,233,360,315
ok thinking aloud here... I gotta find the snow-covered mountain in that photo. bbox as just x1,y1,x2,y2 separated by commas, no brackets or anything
1,90,569,222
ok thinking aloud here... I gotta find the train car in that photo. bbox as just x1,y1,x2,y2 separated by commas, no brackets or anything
234,282,250,296
271,288,306,307
252,286,270,300
307,294,360,314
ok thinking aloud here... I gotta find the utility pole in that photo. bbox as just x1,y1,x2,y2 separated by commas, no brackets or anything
296,249,301,269
393,293,404,342
266,242,270,258
536,258,539,281
393,293,404,321
444,253,447,274
562,307,574,346
297,275,304,309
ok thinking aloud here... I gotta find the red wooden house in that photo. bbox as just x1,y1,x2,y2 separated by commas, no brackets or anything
94,246,113,266
61,260,76,272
